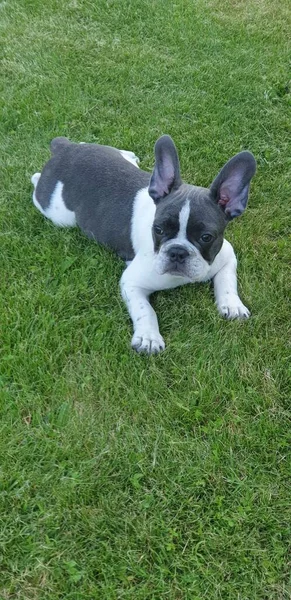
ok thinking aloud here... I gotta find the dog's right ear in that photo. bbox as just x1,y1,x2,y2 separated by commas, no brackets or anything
148,135,182,203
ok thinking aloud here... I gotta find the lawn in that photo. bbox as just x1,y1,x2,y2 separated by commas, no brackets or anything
0,0,291,598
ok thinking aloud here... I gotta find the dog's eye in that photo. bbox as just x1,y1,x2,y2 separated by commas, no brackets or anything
154,225,164,235
201,233,213,243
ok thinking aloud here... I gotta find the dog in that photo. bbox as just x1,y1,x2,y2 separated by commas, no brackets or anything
31,135,256,354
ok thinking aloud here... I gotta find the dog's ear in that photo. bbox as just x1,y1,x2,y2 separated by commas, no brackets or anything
210,151,256,219
148,135,182,203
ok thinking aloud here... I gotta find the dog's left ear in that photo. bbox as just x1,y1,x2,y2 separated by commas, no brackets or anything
210,151,256,219
148,135,182,203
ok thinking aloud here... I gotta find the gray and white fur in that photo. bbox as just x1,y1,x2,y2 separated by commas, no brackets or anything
31,135,256,354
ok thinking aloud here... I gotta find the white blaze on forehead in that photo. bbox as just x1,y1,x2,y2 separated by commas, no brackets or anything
176,198,190,240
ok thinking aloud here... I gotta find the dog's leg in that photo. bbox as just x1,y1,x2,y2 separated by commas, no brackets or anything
119,150,140,168
31,173,47,216
213,243,250,319
31,176,76,227
120,266,165,354
31,173,41,188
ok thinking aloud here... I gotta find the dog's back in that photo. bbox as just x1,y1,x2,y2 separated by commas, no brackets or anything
32,138,150,260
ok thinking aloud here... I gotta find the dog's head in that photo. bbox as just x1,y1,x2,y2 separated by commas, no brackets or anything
148,135,256,280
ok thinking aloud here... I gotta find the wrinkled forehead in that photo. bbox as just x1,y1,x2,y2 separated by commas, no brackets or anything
187,187,226,231
154,185,226,230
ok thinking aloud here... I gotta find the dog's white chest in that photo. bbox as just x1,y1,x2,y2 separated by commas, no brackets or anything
130,187,156,255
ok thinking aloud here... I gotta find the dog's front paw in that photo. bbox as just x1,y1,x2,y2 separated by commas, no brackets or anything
217,295,250,320
131,330,165,355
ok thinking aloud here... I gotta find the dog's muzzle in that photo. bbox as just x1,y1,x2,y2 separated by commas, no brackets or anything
154,241,210,281
168,245,189,264
160,243,192,276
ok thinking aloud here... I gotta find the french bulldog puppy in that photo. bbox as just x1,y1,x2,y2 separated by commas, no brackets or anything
31,135,256,354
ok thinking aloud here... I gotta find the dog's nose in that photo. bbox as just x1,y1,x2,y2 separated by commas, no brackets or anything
168,246,189,264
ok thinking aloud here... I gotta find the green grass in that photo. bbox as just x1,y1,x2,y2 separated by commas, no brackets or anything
1,0,291,597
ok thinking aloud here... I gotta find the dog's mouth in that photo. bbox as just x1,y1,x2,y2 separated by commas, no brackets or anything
154,244,193,278
165,263,188,277
154,247,210,282
158,260,190,277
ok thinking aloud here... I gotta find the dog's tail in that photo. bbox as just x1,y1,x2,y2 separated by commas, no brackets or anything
50,137,71,155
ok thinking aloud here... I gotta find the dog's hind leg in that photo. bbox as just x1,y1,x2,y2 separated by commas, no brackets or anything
119,150,140,168
31,173,41,188
31,173,47,216
31,175,76,227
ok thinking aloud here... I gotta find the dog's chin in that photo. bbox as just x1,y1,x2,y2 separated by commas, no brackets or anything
165,266,188,277
154,254,211,282
157,261,190,278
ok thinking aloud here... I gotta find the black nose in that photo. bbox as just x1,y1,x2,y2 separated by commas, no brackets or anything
168,246,189,264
